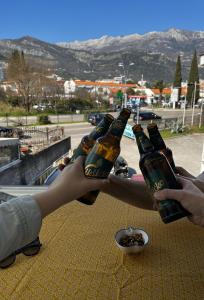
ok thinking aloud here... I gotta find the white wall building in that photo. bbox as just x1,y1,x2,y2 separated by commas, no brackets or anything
64,80,77,96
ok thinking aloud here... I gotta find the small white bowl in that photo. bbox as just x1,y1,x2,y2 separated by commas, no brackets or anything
115,227,149,254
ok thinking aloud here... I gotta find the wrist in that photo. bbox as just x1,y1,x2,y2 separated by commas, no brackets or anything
194,179,204,193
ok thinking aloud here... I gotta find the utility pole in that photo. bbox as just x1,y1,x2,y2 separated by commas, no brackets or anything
182,81,188,127
191,81,197,126
199,98,204,128
118,62,134,108
201,140,204,173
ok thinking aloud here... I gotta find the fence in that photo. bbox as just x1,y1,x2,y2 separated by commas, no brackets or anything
0,114,85,127
19,126,65,152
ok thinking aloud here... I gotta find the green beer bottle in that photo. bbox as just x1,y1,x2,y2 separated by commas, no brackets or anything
84,108,131,180
133,124,190,224
147,123,176,171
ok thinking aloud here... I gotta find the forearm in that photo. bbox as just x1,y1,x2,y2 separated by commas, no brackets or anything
34,186,74,218
197,172,204,182
102,177,155,210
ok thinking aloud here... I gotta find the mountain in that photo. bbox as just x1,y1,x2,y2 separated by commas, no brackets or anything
0,29,204,82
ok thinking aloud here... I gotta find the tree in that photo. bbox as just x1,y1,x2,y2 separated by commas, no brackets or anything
126,88,135,95
7,50,48,112
186,50,200,104
173,55,182,100
153,80,165,102
116,90,123,101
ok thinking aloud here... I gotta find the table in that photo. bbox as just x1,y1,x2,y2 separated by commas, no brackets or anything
1,193,204,300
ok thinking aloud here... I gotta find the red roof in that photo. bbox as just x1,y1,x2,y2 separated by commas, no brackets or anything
74,80,137,88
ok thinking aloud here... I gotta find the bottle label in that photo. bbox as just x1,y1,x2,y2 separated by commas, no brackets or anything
85,152,113,178
143,156,178,191
142,155,187,221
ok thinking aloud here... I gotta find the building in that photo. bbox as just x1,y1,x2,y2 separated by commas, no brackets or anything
64,79,138,99
200,54,204,66
0,81,18,93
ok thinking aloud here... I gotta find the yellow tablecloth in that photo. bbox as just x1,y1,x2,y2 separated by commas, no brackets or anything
1,193,204,300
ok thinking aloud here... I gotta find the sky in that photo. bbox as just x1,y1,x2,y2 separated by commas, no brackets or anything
0,0,204,43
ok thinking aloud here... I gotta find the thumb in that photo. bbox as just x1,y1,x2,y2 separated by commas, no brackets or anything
154,188,183,203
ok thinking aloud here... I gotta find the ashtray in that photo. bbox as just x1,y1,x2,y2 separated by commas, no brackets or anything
115,227,149,254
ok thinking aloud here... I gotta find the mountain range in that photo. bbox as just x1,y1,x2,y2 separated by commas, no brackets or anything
0,28,204,82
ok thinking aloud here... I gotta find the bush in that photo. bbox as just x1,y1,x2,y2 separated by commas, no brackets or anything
37,114,51,125
0,102,27,116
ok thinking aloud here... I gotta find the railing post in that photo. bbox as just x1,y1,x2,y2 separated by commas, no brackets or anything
46,127,49,143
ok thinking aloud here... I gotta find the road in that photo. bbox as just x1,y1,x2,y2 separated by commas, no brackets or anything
0,108,201,127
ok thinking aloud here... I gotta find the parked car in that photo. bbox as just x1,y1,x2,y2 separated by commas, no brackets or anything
88,113,104,126
133,111,162,122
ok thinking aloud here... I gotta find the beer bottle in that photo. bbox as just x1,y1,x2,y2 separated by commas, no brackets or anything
70,114,114,205
147,123,176,171
84,108,131,180
70,114,114,163
132,124,190,224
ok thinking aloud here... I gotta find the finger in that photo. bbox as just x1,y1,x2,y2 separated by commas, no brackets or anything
175,166,195,178
74,155,85,167
64,157,70,165
58,163,65,171
176,176,193,188
154,188,183,202
188,215,202,226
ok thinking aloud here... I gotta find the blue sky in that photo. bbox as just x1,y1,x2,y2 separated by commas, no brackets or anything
0,0,204,43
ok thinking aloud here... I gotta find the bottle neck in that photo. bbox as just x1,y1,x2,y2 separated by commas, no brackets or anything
105,118,128,142
89,116,113,140
148,129,166,150
135,131,154,155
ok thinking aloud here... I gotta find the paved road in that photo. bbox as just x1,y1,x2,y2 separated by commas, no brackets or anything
0,108,201,127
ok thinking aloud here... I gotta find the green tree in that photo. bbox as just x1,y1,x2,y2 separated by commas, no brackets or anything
116,90,123,101
126,87,135,95
173,55,182,100
153,80,165,102
186,50,200,104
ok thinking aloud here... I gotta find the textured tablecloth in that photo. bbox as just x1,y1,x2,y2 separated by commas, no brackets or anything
0,193,204,300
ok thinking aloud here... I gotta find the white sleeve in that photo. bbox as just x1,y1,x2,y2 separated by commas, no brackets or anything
0,195,42,261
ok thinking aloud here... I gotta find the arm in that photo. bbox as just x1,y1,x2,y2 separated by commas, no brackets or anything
175,166,204,193
197,171,204,181
0,157,107,260
102,174,155,210
34,157,107,217
154,177,204,227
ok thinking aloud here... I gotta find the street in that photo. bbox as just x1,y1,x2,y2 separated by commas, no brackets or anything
0,108,201,127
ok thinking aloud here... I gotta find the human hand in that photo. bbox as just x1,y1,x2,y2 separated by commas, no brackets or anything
50,156,108,204
154,177,204,227
175,166,195,179
58,157,71,171
35,157,108,218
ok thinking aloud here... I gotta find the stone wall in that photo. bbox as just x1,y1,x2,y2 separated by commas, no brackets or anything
0,137,71,185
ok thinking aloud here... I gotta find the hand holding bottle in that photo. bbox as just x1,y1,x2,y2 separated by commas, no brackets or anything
154,177,204,227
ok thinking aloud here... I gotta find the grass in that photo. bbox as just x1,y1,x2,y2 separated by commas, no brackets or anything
161,125,204,139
